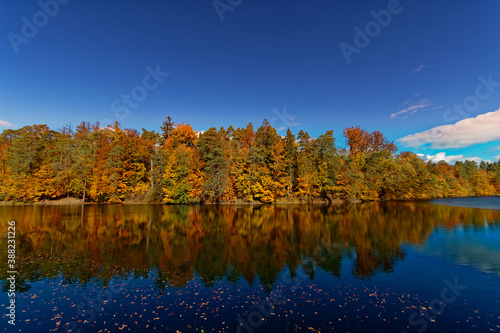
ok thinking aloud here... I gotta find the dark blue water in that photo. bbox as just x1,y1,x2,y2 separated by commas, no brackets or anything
1,198,499,332
431,196,500,211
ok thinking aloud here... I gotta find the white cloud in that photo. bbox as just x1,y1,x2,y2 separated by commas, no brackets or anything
414,64,426,73
495,154,500,162
391,99,432,119
0,120,13,127
417,152,492,164
399,108,500,148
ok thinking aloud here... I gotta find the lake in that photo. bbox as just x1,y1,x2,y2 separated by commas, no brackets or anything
1,198,500,332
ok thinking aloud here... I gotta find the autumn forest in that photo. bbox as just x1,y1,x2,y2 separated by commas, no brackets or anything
1,117,499,204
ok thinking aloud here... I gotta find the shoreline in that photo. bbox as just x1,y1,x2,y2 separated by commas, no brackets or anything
1,195,498,206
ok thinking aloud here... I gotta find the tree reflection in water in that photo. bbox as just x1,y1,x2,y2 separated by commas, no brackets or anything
1,202,499,293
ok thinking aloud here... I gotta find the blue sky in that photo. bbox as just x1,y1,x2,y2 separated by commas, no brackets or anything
1,0,500,162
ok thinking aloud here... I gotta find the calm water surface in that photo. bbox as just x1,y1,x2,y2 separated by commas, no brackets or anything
1,198,500,333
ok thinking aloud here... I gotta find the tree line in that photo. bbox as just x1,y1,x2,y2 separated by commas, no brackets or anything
0,117,499,203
